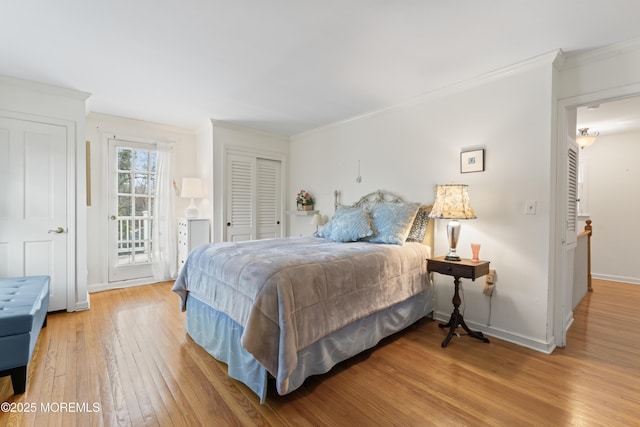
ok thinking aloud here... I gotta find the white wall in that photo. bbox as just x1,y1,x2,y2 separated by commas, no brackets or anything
195,121,214,241
580,130,640,284
290,54,558,351
85,113,197,289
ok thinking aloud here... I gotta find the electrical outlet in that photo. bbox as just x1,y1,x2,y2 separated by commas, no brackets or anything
484,269,496,296
525,200,537,215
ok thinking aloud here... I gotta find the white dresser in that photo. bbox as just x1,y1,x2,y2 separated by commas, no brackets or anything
177,218,210,272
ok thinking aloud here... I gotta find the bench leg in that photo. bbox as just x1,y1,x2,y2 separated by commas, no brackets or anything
9,366,27,394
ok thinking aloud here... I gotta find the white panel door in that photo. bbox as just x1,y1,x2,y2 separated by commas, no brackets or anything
0,117,68,311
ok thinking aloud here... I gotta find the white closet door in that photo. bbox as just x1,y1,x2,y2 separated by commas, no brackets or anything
0,117,69,311
226,153,255,242
225,152,282,242
566,143,579,249
256,158,282,239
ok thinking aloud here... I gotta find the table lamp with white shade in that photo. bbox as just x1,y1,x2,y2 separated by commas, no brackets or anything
181,177,204,218
311,213,325,233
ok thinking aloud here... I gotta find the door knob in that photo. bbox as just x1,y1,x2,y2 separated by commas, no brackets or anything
110,215,116,220
48,227,65,234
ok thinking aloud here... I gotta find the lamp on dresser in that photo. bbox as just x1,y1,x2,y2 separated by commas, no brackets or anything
181,177,204,219
428,184,476,261
311,213,325,233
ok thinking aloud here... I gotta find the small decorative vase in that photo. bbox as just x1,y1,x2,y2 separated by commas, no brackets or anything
471,243,481,261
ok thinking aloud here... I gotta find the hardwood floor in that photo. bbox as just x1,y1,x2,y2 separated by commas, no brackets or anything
1,279,639,426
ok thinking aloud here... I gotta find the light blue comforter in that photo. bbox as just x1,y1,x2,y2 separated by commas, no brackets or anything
173,236,430,395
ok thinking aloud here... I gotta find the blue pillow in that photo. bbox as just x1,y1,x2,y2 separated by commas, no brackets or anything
316,206,353,238
367,202,420,245
317,207,373,242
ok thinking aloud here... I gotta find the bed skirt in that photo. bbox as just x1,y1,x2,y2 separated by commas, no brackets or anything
185,288,433,404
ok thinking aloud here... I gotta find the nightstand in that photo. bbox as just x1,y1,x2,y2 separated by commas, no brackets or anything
427,256,491,347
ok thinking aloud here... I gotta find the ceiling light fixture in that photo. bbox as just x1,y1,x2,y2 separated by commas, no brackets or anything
576,128,599,149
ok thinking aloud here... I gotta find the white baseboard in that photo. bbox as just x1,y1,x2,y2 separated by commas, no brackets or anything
88,277,165,293
592,273,640,285
432,310,555,354
73,299,90,312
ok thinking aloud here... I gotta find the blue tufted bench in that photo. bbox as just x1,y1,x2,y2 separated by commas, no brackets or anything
0,276,50,394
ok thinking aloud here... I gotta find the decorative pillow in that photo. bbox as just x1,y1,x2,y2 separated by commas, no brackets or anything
406,205,432,243
325,208,374,242
316,207,373,242
316,206,349,238
367,202,420,245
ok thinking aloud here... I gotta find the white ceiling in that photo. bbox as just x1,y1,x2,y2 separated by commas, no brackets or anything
3,1,640,136
577,96,640,137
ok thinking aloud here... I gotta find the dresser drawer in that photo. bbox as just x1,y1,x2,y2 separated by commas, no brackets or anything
427,257,489,280
177,218,210,272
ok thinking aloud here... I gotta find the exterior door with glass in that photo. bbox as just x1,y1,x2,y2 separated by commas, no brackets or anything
108,139,156,282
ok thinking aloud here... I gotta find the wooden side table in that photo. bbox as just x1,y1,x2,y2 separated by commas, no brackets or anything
427,256,491,347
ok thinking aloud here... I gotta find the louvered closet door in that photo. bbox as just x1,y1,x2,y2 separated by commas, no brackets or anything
256,158,281,239
225,153,282,242
227,153,255,242
566,143,579,248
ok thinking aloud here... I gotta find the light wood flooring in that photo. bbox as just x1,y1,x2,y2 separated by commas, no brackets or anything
1,279,639,426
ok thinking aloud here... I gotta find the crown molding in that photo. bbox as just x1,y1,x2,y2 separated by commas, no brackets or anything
88,111,196,136
0,73,90,101
293,50,562,140
560,37,640,70
210,118,289,141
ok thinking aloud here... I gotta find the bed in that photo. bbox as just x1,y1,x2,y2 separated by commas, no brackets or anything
172,190,434,403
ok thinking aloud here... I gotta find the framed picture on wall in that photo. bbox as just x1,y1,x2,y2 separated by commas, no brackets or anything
460,148,485,173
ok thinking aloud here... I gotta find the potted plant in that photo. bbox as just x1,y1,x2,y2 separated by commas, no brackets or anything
296,189,314,211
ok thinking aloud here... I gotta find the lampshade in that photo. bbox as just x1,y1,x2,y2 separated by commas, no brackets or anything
180,178,204,199
181,178,204,218
311,213,324,226
428,184,476,220
576,128,598,149
311,213,324,233
429,184,476,261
